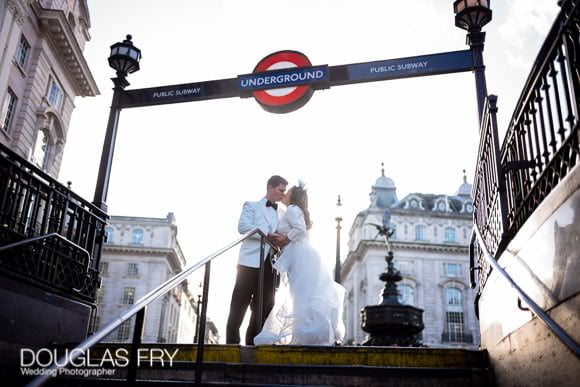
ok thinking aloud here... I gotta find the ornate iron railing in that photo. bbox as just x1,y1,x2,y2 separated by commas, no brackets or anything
471,95,509,290
0,142,107,302
501,0,579,240
471,0,580,291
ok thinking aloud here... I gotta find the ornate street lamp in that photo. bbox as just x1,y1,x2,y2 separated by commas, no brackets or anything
453,0,492,126
93,35,141,211
334,194,343,284
453,0,492,31
108,34,142,77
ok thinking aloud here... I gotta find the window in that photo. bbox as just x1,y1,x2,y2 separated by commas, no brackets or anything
437,201,446,211
117,320,131,341
396,260,413,275
131,229,144,245
444,227,456,243
15,35,30,68
104,227,114,244
446,287,462,306
409,199,418,209
415,225,425,241
96,289,104,304
1,88,17,133
444,263,462,277
122,287,135,304
127,263,139,277
398,284,414,306
446,311,465,342
99,261,109,276
47,78,63,109
31,129,49,169
445,287,464,341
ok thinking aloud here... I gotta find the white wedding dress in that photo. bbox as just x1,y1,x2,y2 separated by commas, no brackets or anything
254,205,345,345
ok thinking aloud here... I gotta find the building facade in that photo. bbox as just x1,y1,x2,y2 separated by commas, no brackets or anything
95,213,203,344
0,0,98,177
341,169,480,348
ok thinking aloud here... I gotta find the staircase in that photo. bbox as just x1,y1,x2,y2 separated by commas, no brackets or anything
14,344,494,386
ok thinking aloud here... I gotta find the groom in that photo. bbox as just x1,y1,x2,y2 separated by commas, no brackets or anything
226,175,288,345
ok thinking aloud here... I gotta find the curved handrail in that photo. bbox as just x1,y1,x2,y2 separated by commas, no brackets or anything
27,228,279,387
472,224,580,358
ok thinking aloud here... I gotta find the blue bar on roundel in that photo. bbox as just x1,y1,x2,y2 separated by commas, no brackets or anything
238,65,329,91
347,50,473,82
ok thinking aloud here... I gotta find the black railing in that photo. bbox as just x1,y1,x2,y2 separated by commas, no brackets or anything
27,228,278,387
0,142,107,302
471,0,580,291
471,95,509,290
501,0,579,240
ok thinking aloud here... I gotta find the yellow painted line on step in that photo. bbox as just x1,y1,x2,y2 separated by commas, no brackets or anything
254,346,474,367
91,344,241,363
173,345,241,363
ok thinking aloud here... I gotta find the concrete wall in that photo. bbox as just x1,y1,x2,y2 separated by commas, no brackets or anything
478,164,580,386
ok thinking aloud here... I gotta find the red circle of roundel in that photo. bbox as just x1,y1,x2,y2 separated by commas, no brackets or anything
252,51,312,107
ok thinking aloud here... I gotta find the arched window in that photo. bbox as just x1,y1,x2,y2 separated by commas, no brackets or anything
131,228,144,245
104,226,114,244
444,227,456,243
31,129,50,170
446,288,462,306
398,284,414,306
415,224,425,241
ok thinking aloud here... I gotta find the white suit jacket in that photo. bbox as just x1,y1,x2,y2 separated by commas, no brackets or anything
237,197,283,268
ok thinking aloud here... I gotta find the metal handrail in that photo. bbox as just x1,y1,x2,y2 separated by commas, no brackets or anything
472,224,580,358
0,232,91,274
27,228,279,387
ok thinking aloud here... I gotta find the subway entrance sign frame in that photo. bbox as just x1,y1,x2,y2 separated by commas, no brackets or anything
117,49,474,113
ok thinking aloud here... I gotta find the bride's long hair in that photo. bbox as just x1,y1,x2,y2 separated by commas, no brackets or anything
289,186,312,229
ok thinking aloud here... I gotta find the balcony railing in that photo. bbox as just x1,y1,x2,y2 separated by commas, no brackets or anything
0,142,107,303
471,0,579,292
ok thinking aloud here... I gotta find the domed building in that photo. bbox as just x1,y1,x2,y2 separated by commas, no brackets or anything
341,168,480,348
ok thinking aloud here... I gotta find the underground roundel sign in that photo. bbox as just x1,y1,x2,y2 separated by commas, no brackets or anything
238,51,328,114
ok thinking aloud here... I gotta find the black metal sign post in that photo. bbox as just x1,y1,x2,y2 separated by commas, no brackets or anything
93,46,482,215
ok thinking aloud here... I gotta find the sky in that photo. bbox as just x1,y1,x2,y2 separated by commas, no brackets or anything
59,0,559,341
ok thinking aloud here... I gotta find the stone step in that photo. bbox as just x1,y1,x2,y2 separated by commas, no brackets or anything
28,362,492,387
87,343,489,368
10,345,494,386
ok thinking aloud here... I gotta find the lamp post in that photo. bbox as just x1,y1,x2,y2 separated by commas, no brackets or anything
194,293,202,343
193,280,204,343
93,35,141,211
453,0,493,126
334,194,343,284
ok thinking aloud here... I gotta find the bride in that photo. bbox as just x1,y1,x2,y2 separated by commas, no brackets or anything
254,184,345,345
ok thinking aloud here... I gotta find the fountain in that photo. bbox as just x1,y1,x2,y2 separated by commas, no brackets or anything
361,210,424,346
